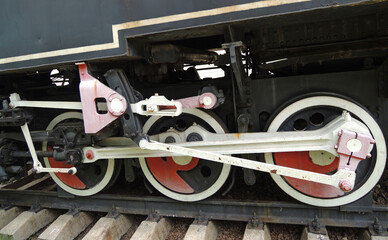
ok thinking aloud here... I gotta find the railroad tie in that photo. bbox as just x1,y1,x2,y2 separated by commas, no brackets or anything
242,223,271,240
0,207,23,230
300,226,330,240
359,229,388,240
0,209,59,240
183,220,218,240
38,211,93,240
82,214,133,240
130,217,172,240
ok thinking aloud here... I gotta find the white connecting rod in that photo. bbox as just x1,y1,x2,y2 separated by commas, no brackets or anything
83,114,370,162
138,139,355,189
82,113,373,191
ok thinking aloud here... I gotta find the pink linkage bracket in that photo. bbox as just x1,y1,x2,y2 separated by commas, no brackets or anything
77,63,127,133
176,92,218,109
335,129,375,191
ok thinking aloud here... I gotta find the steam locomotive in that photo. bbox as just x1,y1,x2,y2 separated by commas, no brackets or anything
0,0,387,207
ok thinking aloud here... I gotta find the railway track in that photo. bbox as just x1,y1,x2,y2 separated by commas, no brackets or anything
0,174,387,240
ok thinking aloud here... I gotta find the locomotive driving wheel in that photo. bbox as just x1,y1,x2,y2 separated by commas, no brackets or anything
139,109,231,201
264,96,386,207
42,112,120,196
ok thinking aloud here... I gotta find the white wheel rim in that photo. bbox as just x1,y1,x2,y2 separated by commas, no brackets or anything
139,108,231,202
42,112,115,196
264,96,386,207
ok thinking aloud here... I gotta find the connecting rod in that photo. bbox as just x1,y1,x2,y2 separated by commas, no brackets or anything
83,113,370,161
83,113,375,192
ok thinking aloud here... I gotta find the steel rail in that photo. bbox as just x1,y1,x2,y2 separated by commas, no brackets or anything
0,189,387,228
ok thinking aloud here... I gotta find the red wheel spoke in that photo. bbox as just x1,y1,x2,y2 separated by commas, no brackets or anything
146,157,199,193
274,151,343,198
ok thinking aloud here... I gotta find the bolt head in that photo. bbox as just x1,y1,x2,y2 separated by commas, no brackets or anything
147,105,159,112
339,179,353,192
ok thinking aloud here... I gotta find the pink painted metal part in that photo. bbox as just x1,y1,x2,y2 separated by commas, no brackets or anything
336,129,375,171
198,92,218,109
77,63,127,133
161,92,217,110
335,129,375,192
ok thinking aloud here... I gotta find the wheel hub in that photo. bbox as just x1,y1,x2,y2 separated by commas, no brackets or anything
309,151,336,166
172,156,193,165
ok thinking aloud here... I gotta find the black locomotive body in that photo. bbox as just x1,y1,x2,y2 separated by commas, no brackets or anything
0,0,388,209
